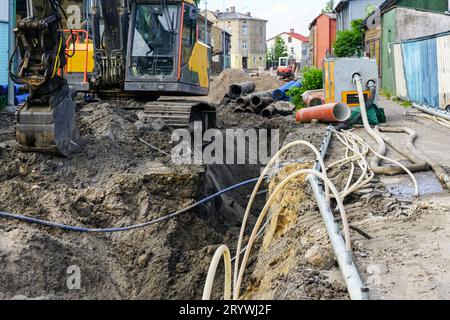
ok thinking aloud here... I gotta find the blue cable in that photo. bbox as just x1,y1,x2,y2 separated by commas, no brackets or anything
0,178,261,233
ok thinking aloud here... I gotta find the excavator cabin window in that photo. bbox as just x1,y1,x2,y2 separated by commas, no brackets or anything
181,4,197,66
130,3,178,77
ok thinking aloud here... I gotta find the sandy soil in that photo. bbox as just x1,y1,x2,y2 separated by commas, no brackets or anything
350,97,450,300
1,73,450,301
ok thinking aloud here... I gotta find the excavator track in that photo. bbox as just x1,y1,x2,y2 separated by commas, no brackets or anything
139,100,217,132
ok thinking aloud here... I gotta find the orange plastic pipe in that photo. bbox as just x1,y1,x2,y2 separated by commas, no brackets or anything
296,102,351,123
302,90,325,107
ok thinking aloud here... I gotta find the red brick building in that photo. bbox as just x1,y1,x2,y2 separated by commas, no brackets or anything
308,13,337,68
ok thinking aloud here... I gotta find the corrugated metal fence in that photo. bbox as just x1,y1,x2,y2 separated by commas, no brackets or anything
0,21,9,86
393,31,450,110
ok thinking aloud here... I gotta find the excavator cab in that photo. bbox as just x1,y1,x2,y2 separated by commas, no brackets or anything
91,0,216,130
92,0,210,96
125,0,210,96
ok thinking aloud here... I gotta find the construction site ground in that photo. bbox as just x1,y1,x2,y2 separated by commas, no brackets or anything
0,71,449,300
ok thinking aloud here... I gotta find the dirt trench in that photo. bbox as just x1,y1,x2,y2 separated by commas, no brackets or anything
0,70,355,300
0,99,292,300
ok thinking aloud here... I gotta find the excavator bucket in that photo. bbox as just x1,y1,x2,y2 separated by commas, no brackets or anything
16,82,82,157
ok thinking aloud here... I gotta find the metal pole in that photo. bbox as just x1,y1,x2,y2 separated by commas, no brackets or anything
308,126,369,300
7,0,16,107
204,0,208,44
26,0,33,16
413,103,450,122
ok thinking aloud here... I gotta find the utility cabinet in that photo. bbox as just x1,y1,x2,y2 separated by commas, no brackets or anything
324,58,379,107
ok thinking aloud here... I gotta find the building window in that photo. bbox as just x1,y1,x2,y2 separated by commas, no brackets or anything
288,37,292,43
243,25,248,35
242,41,247,50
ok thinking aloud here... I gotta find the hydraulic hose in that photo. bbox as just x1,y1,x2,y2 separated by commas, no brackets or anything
0,178,261,233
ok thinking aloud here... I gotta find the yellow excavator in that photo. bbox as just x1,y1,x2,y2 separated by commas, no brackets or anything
10,0,216,156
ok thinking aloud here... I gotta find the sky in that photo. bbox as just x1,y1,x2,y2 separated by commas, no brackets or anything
202,0,330,39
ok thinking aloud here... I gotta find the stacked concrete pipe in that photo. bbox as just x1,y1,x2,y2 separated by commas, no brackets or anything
228,81,256,99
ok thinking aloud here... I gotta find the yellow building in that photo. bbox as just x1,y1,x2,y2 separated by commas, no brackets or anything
203,7,267,70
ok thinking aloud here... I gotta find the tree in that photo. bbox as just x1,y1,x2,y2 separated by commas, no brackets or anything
266,46,275,63
323,0,335,13
333,19,364,57
365,4,377,17
273,36,288,61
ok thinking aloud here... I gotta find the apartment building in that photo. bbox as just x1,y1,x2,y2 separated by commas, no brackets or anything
309,13,337,68
206,7,267,70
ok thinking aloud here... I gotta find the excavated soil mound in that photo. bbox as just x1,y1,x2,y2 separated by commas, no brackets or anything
207,69,282,104
0,99,349,301
0,102,261,300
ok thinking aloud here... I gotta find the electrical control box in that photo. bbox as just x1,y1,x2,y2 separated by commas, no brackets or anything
323,58,379,107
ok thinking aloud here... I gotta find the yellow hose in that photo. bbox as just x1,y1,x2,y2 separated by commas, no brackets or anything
233,169,351,300
51,36,64,79
233,140,328,290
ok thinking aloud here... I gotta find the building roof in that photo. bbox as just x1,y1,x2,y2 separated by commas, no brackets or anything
378,0,400,13
308,13,337,29
335,0,350,13
198,14,214,26
267,32,310,43
216,9,267,22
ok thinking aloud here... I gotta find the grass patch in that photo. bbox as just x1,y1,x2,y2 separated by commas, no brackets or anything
380,90,392,99
400,100,412,108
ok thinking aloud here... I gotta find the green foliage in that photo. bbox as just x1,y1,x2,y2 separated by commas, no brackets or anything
286,87,305,109
267,36,288,63
333,19,364,57
300,67,323,94
286,67,324,109
400,100,413,108
323,0,335,13
365,4,376,17
0,96,7,111
380,90,392,99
